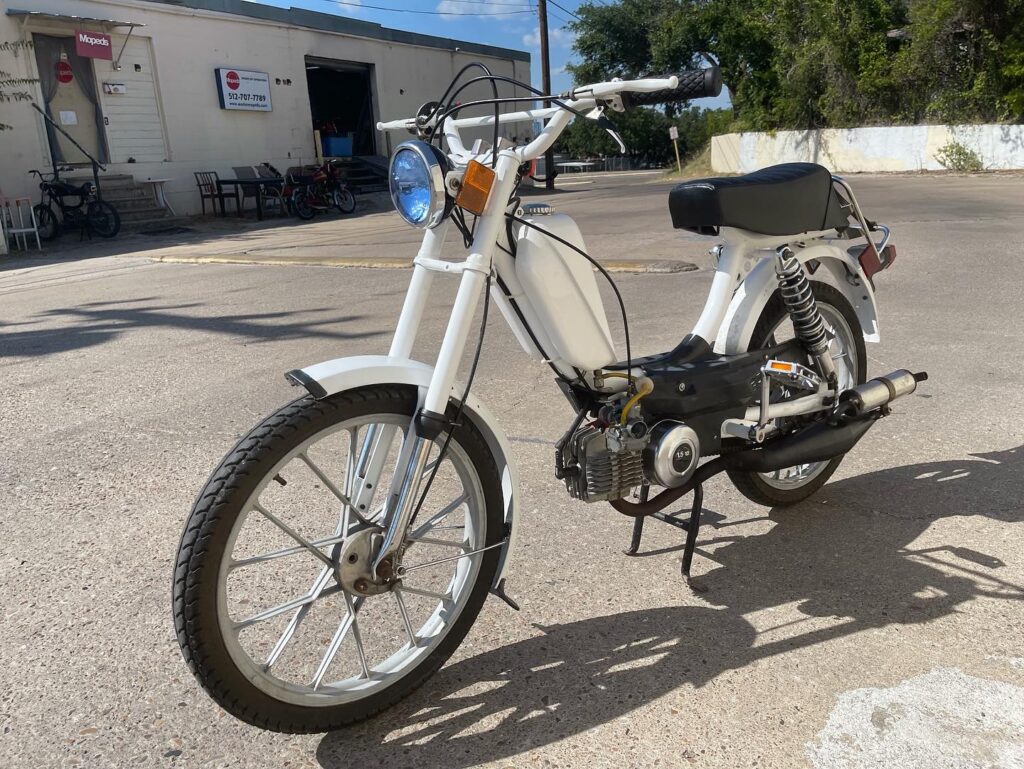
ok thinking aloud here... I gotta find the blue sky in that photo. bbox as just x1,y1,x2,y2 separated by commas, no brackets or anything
246,0,595,93
247,0,729,106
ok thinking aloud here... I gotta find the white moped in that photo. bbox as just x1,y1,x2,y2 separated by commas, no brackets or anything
173,65,924,732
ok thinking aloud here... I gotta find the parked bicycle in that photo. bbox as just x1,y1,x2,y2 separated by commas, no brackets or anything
289,160,357,220
30,167,120,240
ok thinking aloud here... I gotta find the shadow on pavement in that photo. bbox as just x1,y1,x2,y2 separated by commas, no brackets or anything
316,446,1024,769
0,298,381,358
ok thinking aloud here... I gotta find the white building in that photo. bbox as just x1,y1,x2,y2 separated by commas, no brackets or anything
0,0,530,216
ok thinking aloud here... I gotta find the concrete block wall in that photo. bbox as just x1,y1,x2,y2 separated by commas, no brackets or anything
711,124,1024,173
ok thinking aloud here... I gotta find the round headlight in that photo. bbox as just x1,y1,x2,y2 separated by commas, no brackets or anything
388,140,450,229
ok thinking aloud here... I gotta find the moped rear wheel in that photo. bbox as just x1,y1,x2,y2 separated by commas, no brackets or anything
292,189,316,220
727,282,866,507
172,385,503,732
33,204,59,241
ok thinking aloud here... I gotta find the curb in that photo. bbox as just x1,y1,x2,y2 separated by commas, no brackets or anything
151,254,700,273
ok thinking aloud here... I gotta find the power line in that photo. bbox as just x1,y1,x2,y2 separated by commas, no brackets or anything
548,0,581,21
433,0,532,6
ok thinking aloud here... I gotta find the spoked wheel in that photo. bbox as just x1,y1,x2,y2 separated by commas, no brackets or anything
173,385,503,732
727,282,867,507
292,189,316,220
333,188,356,215
33,204,59,241
87,201,120,238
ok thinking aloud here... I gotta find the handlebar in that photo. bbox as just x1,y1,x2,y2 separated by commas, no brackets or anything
622,67,722,107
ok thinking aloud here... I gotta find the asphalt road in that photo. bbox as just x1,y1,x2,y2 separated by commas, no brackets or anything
2,172,1024,769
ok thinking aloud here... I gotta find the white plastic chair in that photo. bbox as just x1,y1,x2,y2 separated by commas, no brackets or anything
1,197,42,251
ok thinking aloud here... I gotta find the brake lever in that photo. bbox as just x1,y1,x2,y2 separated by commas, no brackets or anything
585,106,628,153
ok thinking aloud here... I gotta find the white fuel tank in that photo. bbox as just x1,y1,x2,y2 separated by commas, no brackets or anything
515,214,617,371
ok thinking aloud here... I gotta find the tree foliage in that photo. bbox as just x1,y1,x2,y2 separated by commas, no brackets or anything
568,0,1024,132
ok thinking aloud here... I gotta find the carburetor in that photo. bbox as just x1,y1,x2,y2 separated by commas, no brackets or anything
558,420,648,503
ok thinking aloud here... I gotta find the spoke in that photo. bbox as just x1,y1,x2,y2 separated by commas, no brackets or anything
406,536,468,549
299,451,355,509
230,534,346,570
252,502,333,568
234,583,341,630
264,566,333,671
346,593,372,679
397,584,452,603
410,494,468,540
393,589,418,647
310,595,364,690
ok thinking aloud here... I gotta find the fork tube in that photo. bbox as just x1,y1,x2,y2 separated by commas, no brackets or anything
390,222,449,358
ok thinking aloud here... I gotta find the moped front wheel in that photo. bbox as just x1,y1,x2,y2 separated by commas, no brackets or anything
333,188,356,214
172,385,503,733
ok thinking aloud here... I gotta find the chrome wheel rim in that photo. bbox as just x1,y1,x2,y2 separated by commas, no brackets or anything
759,303,859,490
216,414,487,707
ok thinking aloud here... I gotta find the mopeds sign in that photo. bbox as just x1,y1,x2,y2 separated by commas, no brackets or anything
75,30,113,60
215,68,273,112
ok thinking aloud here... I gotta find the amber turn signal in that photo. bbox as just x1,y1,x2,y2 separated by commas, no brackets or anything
455,160,496,215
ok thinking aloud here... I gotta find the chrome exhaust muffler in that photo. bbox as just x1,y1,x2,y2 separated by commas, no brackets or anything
835,369,928,418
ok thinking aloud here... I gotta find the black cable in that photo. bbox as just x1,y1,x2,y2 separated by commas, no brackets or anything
407,273,493,530
549,0,582,21
508,214,633,394
430,63,500,167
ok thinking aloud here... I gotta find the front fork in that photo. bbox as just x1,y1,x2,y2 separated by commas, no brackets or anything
366,151,520,580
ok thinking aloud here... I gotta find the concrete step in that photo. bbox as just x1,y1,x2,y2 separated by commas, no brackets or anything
107,196,161,212
118,206,174,223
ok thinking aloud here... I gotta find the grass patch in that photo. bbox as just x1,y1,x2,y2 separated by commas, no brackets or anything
662,144,719,180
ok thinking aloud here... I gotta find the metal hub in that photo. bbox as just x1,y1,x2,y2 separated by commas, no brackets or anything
332,526,392,596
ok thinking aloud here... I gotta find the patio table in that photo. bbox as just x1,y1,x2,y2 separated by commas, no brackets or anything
216,176,284,221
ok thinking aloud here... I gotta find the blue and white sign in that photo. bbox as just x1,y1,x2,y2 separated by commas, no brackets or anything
215,68,272,112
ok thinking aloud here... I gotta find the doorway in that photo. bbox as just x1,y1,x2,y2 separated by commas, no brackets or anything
304,57,376,158
33,34,108,165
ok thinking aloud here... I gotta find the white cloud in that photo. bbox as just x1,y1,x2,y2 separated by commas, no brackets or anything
522,25,572,48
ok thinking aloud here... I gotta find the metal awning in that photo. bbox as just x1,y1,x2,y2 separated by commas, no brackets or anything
5,9,145,28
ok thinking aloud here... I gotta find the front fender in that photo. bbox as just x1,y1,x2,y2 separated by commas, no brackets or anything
286,355,520,589
714,243,880,355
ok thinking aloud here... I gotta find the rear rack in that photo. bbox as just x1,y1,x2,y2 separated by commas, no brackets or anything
831,174,890,260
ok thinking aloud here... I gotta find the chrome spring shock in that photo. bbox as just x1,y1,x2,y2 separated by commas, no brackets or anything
775,247,837,383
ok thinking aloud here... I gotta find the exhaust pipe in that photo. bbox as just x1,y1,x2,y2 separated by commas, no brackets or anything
610,369,928,517
835,369,928,418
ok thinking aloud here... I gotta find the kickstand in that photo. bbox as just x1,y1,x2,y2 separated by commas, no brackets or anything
624,483,707,592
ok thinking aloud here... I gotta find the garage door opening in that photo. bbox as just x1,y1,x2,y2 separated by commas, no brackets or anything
305,57,376,158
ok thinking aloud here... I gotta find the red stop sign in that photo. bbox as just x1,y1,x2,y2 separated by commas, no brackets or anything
225,70,240,91
56,61,73,84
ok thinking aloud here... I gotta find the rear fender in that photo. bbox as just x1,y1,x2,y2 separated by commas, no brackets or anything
714,243,879,355
286,355,520,588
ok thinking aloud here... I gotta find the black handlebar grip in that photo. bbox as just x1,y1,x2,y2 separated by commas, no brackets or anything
623,67,723,108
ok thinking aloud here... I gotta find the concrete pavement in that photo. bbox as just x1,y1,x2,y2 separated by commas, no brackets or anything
1,172,1024,768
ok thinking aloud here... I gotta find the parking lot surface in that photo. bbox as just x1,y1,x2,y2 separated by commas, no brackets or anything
2,172,1023,768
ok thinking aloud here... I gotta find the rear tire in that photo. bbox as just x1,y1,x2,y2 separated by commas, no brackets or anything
172,385,504,732
34,204,59,241
727,282,867,507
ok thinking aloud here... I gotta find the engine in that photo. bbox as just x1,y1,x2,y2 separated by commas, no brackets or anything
558,419,700,502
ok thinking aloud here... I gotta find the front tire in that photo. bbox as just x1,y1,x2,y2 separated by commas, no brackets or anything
727,282,867,507
172,385,504,732
87,201,120,238
333,188,356,214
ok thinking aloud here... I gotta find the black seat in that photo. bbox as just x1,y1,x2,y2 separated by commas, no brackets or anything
668,162,849,236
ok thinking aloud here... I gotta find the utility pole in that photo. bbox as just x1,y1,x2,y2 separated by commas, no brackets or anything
538,0,555,190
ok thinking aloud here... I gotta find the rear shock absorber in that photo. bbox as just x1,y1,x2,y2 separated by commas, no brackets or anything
775,247,837,385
